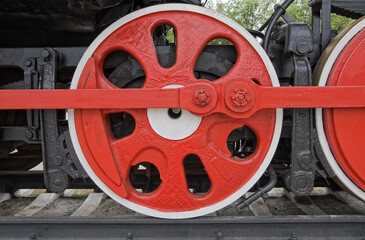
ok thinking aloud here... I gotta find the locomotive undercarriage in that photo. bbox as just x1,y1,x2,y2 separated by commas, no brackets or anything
0,0,364,219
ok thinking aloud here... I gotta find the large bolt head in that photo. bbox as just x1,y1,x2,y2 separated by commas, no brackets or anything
296,42,310,55
24,59,32,67
41,49,51,61
231,88,249,107
193,89,211,107
224,82,254,113
53,155,63,167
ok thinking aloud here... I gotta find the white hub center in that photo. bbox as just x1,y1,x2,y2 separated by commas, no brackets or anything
147,85,202,140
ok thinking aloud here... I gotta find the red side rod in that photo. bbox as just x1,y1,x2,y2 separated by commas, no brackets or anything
0,83,364,118
0,89,181,110
257,86,365,109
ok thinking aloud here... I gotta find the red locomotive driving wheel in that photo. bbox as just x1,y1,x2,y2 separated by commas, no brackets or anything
316,17,365,201
68,4,282,218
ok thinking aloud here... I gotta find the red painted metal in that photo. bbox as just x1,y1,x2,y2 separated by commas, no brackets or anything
1,82,365,114
323,27,365,191
72,10,278,212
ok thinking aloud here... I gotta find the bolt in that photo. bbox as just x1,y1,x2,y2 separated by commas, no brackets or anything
299,154,312,169
52,177,62,188
53,155,63,166
41,49,51,61
298,109,306,117
171,108,181,115
289,232,297,240
296,178,307,189
295,176,310,192
231,88,249,107
216,232,224,240
126,233,133,240
296,42,310,55
25,59,32,67
25,129,33,139
29,233,37,240
49,172,68,192
193,89,211,107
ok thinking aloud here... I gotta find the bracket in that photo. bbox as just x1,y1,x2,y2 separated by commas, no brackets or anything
284,23,316,195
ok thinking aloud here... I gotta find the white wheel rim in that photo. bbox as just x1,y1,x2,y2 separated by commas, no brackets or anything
315,18,365,201
68,3,283,219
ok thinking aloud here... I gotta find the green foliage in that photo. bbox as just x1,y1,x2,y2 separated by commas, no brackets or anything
166,28,175,44
286,0,311,25
331,14,354,32
207,38,233,45
207,0,277,30
205,0,277,44
285,0,354,32
206,0,354,33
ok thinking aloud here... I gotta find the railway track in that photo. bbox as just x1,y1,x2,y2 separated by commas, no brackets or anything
0,187,364,239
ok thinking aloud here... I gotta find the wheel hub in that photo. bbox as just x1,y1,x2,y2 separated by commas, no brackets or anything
147,85,202,140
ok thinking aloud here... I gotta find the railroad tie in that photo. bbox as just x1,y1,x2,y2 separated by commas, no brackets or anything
14,193,59,217
0,193,10,204
63,189,94,198
14,189,36,198
284,189,326,215
267,187,285,198
246,192,273,216
332,191,365,215
71,193,106,217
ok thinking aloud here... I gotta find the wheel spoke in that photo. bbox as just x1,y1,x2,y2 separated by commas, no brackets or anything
133,152,192,211
198,147,248,188
206,118,246,155
77,57,118,90
111,127,194,210
110,132,148,169
97,73,119,89
92,18,163,81
171,16,214,80
243,109,277,158
222,51,272,86
76,109,127,197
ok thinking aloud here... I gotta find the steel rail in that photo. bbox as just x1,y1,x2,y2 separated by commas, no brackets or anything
0,216,364,240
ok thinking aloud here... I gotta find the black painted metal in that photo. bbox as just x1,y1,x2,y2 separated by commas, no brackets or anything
54,131,89,179
310,0,365,19
38,49,70,193
236,166,277,209
37,48,89,192
0,169,334,191
0,1,200,48
0,48,86,70
321,0,333,52
311,3,322,65
309,0,365,52
24,57,41,143
262,0,295,52
0,127,40,143
0,171,95,191
0,216,364,240
283,23,316,196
